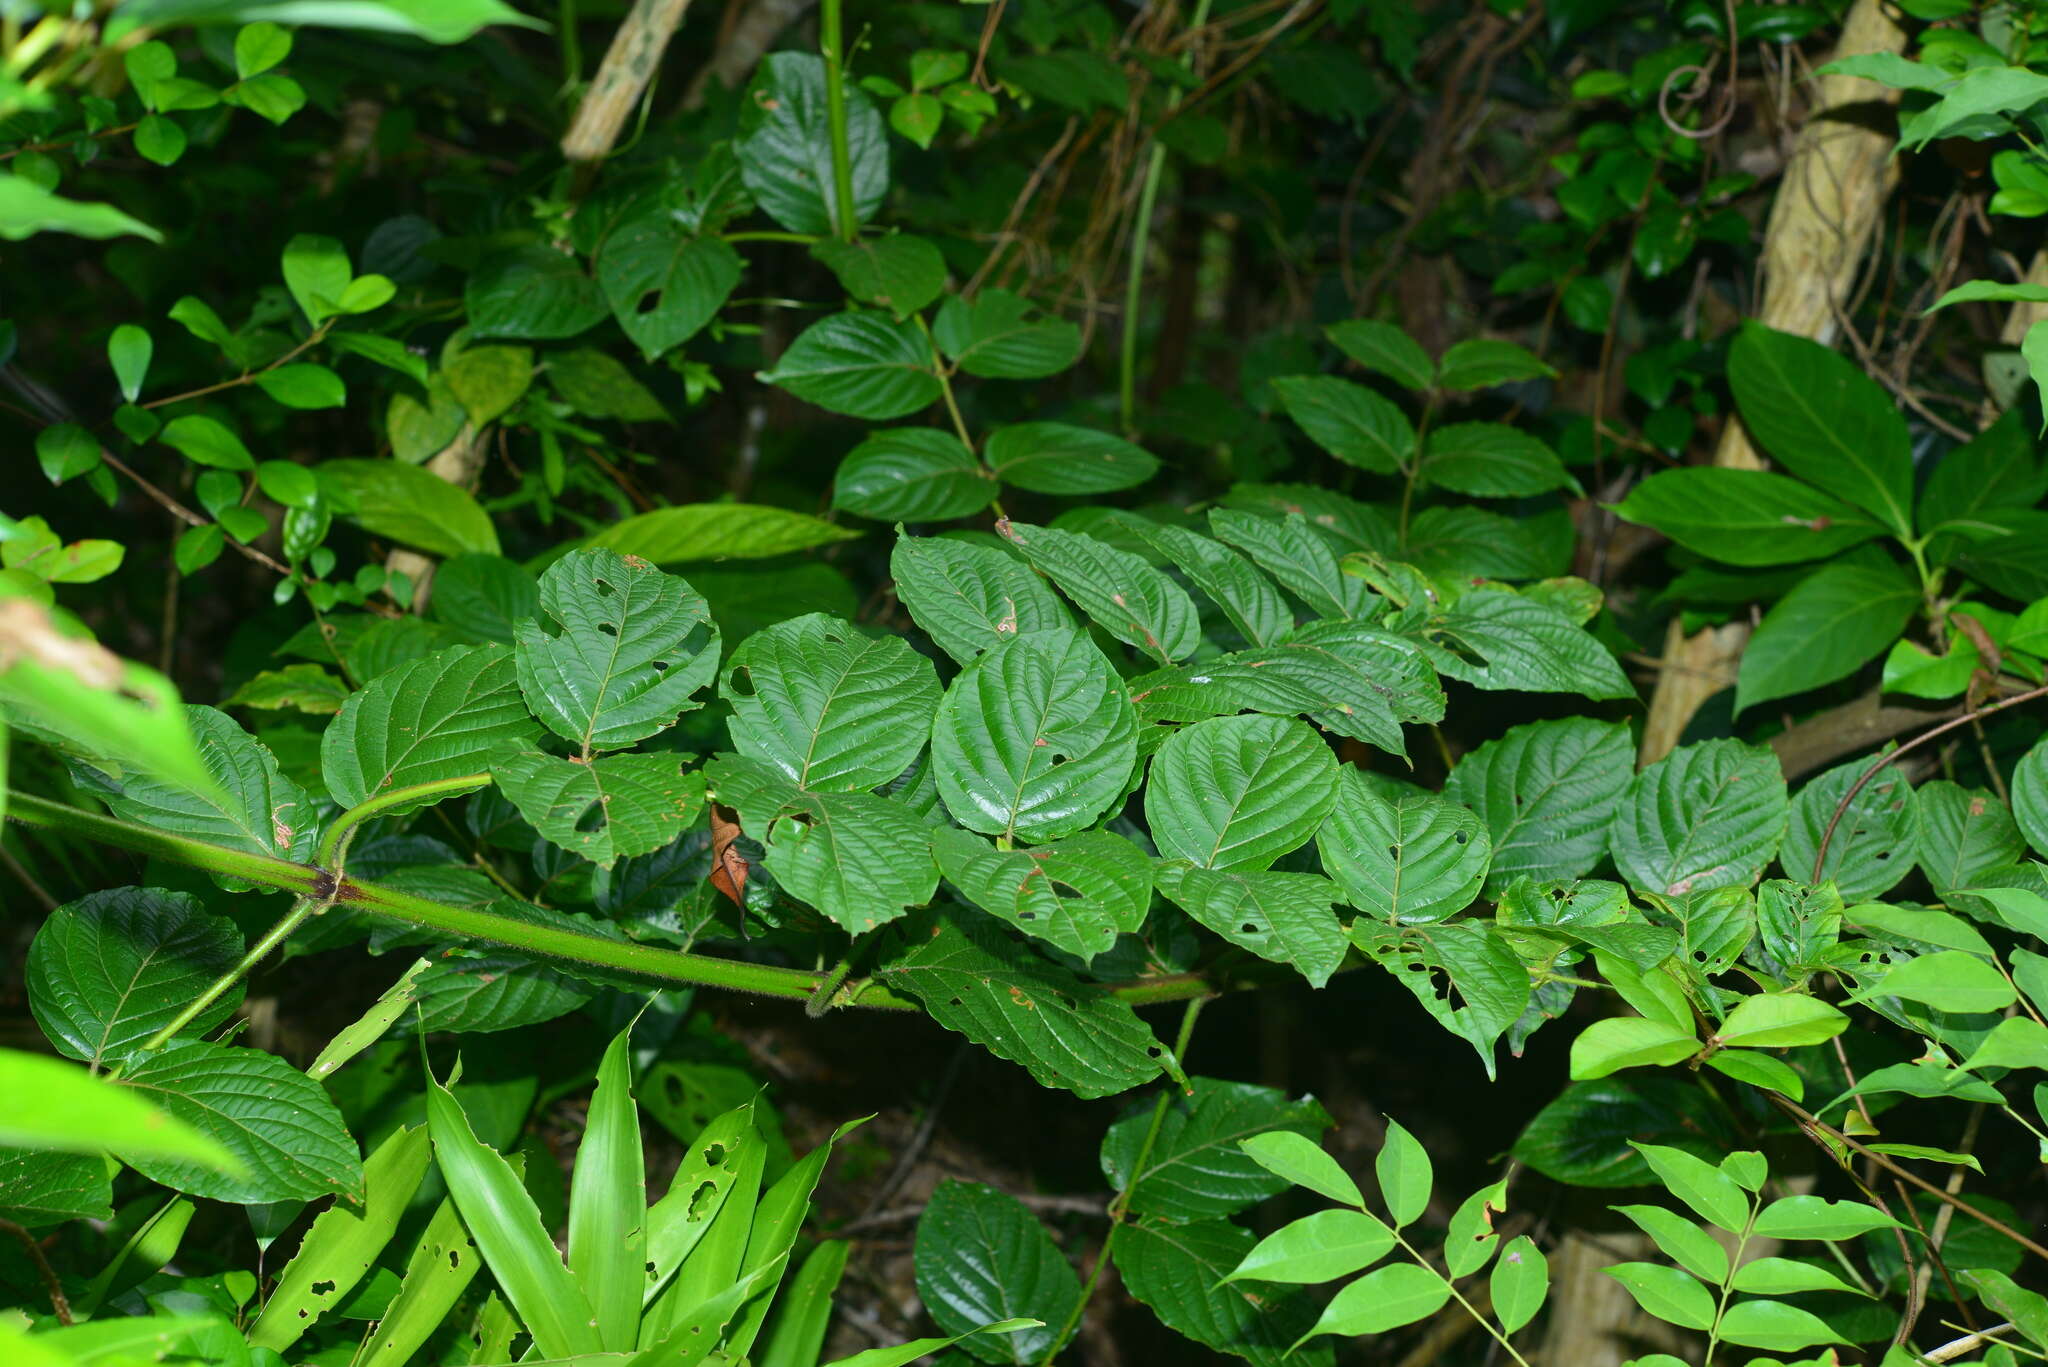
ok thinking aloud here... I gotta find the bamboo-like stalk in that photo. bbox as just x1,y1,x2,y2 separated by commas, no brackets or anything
560,0,695,165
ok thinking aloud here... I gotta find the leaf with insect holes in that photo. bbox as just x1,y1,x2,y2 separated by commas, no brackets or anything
515,548,721,753
1152,862,1349,988
932,630,1137,843
493,751,706,868
997,519,1199,664
1320,773,1490,925
879,908,1168,1099
933,826,1151,964
723,613,941,792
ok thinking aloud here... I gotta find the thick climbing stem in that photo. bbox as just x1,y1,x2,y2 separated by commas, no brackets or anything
819,0,859,240
316,772,494,875
135,893,331,1058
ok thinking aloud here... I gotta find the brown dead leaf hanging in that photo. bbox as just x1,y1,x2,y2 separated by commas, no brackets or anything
709,803,749,909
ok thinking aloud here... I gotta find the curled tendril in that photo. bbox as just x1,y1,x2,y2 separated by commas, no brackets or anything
1658,0,1740,141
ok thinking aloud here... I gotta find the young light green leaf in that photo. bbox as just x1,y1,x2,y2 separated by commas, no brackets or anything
1239,1130,1365,1208
756,1240,850,1367
833,429,994,522
1864,949,2017,1014
1152,862,1349,987
28,888,242,1068
1628,1142,1747,1233
1751,1195,1901,1240
913,1182,1082,1365
1729,1256,1868,1297
931,629,1137,842
425,1067,603,1359
935,826,1151,963
1612,739,1788,897
1374,1119,1432,1229
1611,1204,1728,1283
108,324,151,402
997,519,1199,664
1147,715,1338,871
1320,774,1489,925
1714,993,1846,1049
879,910,1166,1099
889,533,1069,667
725,612,941,791
1714,1299,1848,1352
1221,1209,1394,1285
1490,1235,1548,1334
1569,1017,1699,1080
515,548,721,753
352,1197,482,1367
1602,1261,1714,1331
1296,1261,1450,1344
593,503,861,563
322,643,537,813
0,1049,241,1176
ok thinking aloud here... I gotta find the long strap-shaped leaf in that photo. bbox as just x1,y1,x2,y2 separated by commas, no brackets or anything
641,1104,767,1347
642,1103,758,1308
426,1068,605,1359
570,1028,647,1352
820,1319,1043,1367
719,1116,869,1361
350,1196,480,1367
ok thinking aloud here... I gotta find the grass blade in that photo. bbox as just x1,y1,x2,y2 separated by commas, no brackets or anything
569,1026,646,1352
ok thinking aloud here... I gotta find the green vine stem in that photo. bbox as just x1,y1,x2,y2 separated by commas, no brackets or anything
1118,0,1216,434
133,892,333,1059
8,790,1258,1013
818,0,859,241
316,772,494,876
1039,996,1208,1364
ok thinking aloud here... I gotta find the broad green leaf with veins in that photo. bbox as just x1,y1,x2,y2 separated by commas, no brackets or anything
933,825,1151,963
1444,717,1631,893
1209,509,1375,619
932,630,1137,842
1153,863,1349,987
1102,1077,1333,1220
493,750,707,868
1320,774,1490,925
996,520,1199,664
1112,515,1293,647
709,755,937,933
724,613,941,792
1114,1219,1329,1367
913,1182,1082,1366
515,548,720,754
1612,739,1788,897
28,888,242,1068
1145,715,1338,871
890,531,1072,664
322,643,538,813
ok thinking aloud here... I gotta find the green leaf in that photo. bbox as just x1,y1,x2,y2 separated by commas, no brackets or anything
108,324,152,403
738,53,890,235
879,909,1166,1098
321,643,537,812
1147,715,1338,871
36,423,101,485
1714,1299,1848,1352
1298,1261,1450,1343
1865,949,2018,1013
0,1049,240,1175
833,429,994,522
316,458,499,557
282,232,350,325
594,503,860,563
566,1029,645,1353
1961,1269,2048,1350
0,1148,112,1230
932,629,1136,842
27,888,242,1068
235,21,291,77
75,704,318,866
935,826,1151,963
467,245,609,342
985,423,1159,495
1611,1204,1729,1283
1220,483,1396,556
1916,780,2025,895
1209,509,1374,618
1898,65,2048,150
1752,1195,1900,1240
1610,467,1884,565
1715,993,1847,1048
494,750,706,867
546,348,668,422
758,1241,850,1367
1569,1016,1699,1079
2017,739,2048,859
933,289,1083,380
0,174,160,242
1113,517,1292,647
425,1067,602,1359
913,1182,1081,1365
1320,773,1489,925
385,376,466,463
1728,324,1914,535
515,548,721,753
1602,1261,1714,1331
1373,1118,1432,1228
1153,862,1349,987
1350,921,1530,1078
1420,589,1633,699
352,1196,482,1367
1612,739,1788,897
811,234,948,316
1238,1130,1365,1208
121,1040,362,1205
160,414,254,471
1735,555,1917,713
820,1323,1045,1367
711,756,938,933
1224,1209,1393,1285
133,113,187,165
1491,1235,1548,1334
1919,408,2047,532
1435,338,1555,391
248,1124,432,1352
443,343,532,425
891,90,945,147
1781,760,1917,899
429,554,541,644
725,612,940,792
1445,718,1631,892
1116,1219,1328,1367
1422,423,1575,497
890,530,1072,664
1325,319,1433,390
1729,1256,1868,1297
114,0,539,43
1270,375,1414,474
1629,1141,1747,1232
595,214,743,360
760,310,941,419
